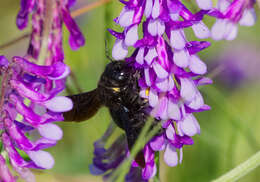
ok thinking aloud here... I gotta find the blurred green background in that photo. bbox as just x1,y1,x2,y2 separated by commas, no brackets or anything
0,0,260,181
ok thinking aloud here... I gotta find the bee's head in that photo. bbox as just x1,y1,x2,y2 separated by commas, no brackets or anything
99,61,135,89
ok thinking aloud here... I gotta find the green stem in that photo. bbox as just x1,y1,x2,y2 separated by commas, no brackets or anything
154,152,160,182
212,150,260,182
38,0,54,65
104,1,113,64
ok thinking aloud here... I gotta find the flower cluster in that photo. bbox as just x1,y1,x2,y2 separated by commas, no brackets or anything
16,0,85,59
0,0,85,181
210,0,256,40
0,55,71,182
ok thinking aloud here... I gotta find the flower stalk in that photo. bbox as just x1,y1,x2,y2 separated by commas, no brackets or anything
213,150,260,182
38,0,54,65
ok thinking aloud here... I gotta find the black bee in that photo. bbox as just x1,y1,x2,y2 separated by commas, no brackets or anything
63,60,149,167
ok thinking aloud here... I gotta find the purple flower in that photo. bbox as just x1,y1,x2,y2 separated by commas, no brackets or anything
0,1,85,181
0,55,71,181
211,0,257,40
17,0,85,59
103,0,214,180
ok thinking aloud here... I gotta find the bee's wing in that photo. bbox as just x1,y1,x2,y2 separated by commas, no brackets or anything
63,89,102,122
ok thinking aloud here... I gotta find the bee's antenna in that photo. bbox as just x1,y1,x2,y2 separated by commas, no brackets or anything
105,40,114,62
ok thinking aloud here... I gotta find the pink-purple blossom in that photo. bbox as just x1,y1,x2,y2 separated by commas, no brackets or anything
17,0,85,59
210,0,256,40
95,0,216,180
0,0,85,181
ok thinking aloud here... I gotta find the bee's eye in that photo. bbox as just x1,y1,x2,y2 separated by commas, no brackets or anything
117,71,126,81
112,69,127,82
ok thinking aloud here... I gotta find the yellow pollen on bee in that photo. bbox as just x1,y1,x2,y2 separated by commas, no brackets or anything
112,87,120,92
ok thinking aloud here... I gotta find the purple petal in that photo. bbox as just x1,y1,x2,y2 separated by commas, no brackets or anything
186,91,204,110
224,22,238,41
47,62,70,80
145,47,157,65
144,0,153,17
154,96,168,120
239,8,256,26
14,121,34,131
155,77,169,92
118,7,134,27
136,47,145,65
152,61,169,79
112,39,128,60
142,163,156,180
157,20,165,36
186,41,211,55
89,164,105,175
180,78,197,102
211,19,227,40
151,0,160,19
38,123,63,140
170,30,186,49
44,96,73,112
13,56,69,79
32,138,57,150
0,55,9,68
148,19,158,36
189,55,207,74
62,8,85,50
168,99,181,120
179,114,200,136
16,0,35,29
196,0,212,10
195,77,213,85
144,68,156,86
2,133,31,168
10,80,48,102
192,21,210,39
108,29,125,39
4,117,34,150
173,49,190,68
27,151,54,169
164,144,178,167
67,0,77,8
166,124,175,140
149,88,158,107
125,25,138,46
150,135,165,151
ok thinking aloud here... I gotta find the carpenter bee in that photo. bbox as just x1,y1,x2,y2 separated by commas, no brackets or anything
63,60,149,168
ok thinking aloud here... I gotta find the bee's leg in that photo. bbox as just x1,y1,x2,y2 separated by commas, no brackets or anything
63,89,102,122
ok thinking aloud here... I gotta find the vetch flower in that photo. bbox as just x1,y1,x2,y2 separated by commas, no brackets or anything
210,0,257,40
0,55,71,181
0,0,85,181
17,0,85,59
96,0,214,180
